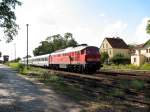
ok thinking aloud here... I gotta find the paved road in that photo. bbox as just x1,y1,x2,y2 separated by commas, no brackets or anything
0,64,81,112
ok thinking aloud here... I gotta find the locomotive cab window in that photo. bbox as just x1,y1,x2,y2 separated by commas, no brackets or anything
86,48,99,54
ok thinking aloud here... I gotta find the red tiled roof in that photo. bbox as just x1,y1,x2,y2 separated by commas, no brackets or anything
106,37,128,49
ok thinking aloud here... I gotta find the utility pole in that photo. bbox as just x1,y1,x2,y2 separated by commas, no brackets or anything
14,43,16,61
26,24,29,69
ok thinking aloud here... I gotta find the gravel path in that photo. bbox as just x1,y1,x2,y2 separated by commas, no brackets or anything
0,64,82,112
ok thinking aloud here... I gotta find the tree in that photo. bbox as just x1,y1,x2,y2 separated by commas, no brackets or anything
0,0,21,42
146,20,150,35
33,41,53,56
64,33,77,47
33,33,78,56
100,52,109,64
23,55,31,59
111,53,130,65
0,51,2,58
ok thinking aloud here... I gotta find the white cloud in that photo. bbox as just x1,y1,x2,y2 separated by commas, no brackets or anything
102,20,128,37
99,13,105,17
135,17,150,43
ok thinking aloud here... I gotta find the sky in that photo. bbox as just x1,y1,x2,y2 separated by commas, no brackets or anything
0,0,150,60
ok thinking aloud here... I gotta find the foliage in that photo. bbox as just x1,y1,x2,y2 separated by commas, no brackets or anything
130,80,145,90
0,0,21,42
9,57,21,62
8,62,20,69
111,54,130,65
23,55,31,59
0,51,2,57
100,52,109,63
146,20,150,35
7,62,28,74
143,39,150,46
15,57,21,62
33,32,78,56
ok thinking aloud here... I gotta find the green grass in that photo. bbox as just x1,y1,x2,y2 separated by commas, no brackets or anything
8,62,20,69
140,63,150,70
7,62,47,75
102,63,150,70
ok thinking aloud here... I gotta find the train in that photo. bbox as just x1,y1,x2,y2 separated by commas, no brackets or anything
21,45,102,73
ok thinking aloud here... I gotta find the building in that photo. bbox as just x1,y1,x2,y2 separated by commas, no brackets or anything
3,55,9,62
100,37,130,59
131,40,150,66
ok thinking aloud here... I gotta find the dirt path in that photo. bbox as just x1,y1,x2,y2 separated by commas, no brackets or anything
0,64,81,112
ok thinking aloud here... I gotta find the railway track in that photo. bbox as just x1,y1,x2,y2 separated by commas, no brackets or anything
47,70,150,106
97,71,150,80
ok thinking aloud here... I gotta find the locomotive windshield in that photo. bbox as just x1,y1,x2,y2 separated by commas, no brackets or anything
86,47,99,55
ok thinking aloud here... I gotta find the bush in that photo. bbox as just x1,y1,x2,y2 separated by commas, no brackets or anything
100,52,109,64
111,54,130,65
130,80,145,90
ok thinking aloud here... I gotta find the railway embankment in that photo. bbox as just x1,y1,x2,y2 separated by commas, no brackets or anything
6,62,150,112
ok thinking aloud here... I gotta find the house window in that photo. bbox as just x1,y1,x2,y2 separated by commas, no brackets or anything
109,50,111,55
146,49,148,53
134,58,136,62
146,57,150,62
103,44,104,48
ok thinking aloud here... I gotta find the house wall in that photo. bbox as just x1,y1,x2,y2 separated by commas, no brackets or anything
141,46,150,58
131,49,145,66
112,49,130,58
131,40,150,66
131,55,145,66
100,39,130,58
100,39,113,58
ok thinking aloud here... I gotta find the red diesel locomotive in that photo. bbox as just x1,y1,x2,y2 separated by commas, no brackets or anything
49,45,101,73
